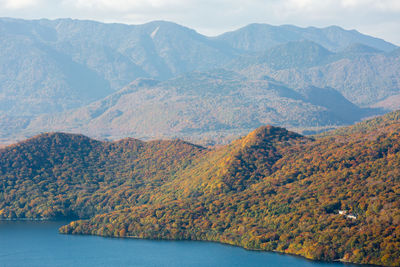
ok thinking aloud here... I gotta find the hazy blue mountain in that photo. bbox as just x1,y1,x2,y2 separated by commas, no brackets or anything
234,42,400,106
299,86,368,122
0,18,236,117
372,94,400,111
216,23,397,52
340,43,383,54
19,70,380,144
1,18,397,118
0,23,113,115
0,18,397,144
37,19,237,80
228,40,336,71
228,40,386,72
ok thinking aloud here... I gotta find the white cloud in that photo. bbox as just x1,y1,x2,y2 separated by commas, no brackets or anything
66,0,200,12
1,0,38,9
341,0,400,10
0,0,399,45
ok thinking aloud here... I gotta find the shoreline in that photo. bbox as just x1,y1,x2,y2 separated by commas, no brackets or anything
62,228,377,267
0,218,51,221
2,219,383,266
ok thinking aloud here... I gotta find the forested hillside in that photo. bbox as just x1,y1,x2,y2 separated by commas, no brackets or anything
1,111,399,266
0,133,204,218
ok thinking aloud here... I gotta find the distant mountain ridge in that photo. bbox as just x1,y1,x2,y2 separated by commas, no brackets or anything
15,70,381,145
0,18,398,144
0,18,397,116
233,40,400,106
0,18,237,117
216,23,397,52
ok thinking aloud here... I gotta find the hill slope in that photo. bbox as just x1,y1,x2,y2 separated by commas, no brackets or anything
0,132,204,218
1,111,400,266
19,70,380,144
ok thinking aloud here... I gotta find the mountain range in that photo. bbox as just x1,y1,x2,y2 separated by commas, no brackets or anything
21,70,379,145
233,41,400,106
0,18,399,144
1,111,399,266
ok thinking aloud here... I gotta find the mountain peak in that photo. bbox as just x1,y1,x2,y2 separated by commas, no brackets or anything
143,20,186,28
24,132,92,142
20,132,97,147
141,20,200,36
241,125,304,148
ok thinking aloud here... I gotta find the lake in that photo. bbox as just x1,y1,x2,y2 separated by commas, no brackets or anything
0,221,359,267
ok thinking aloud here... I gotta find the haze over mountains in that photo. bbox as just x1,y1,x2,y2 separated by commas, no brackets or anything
233,41,400,106
1,18,399,144
25,71,378,143
217,23,397,52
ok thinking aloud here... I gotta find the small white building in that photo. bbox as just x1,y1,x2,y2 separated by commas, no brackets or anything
346,214,357,220
338,210,347,215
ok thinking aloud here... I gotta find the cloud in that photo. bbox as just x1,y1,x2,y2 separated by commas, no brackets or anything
1,0,38,9
0,0,399,45
341,0,400,11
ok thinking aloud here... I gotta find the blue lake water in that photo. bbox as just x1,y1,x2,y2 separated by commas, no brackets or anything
0,221,359,267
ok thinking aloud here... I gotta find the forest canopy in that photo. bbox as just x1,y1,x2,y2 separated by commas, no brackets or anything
1,111,400,266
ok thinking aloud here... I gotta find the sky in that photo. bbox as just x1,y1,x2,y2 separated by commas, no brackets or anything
0,0,399,45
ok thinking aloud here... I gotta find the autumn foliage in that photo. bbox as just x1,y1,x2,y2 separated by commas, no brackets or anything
1,111,400,266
